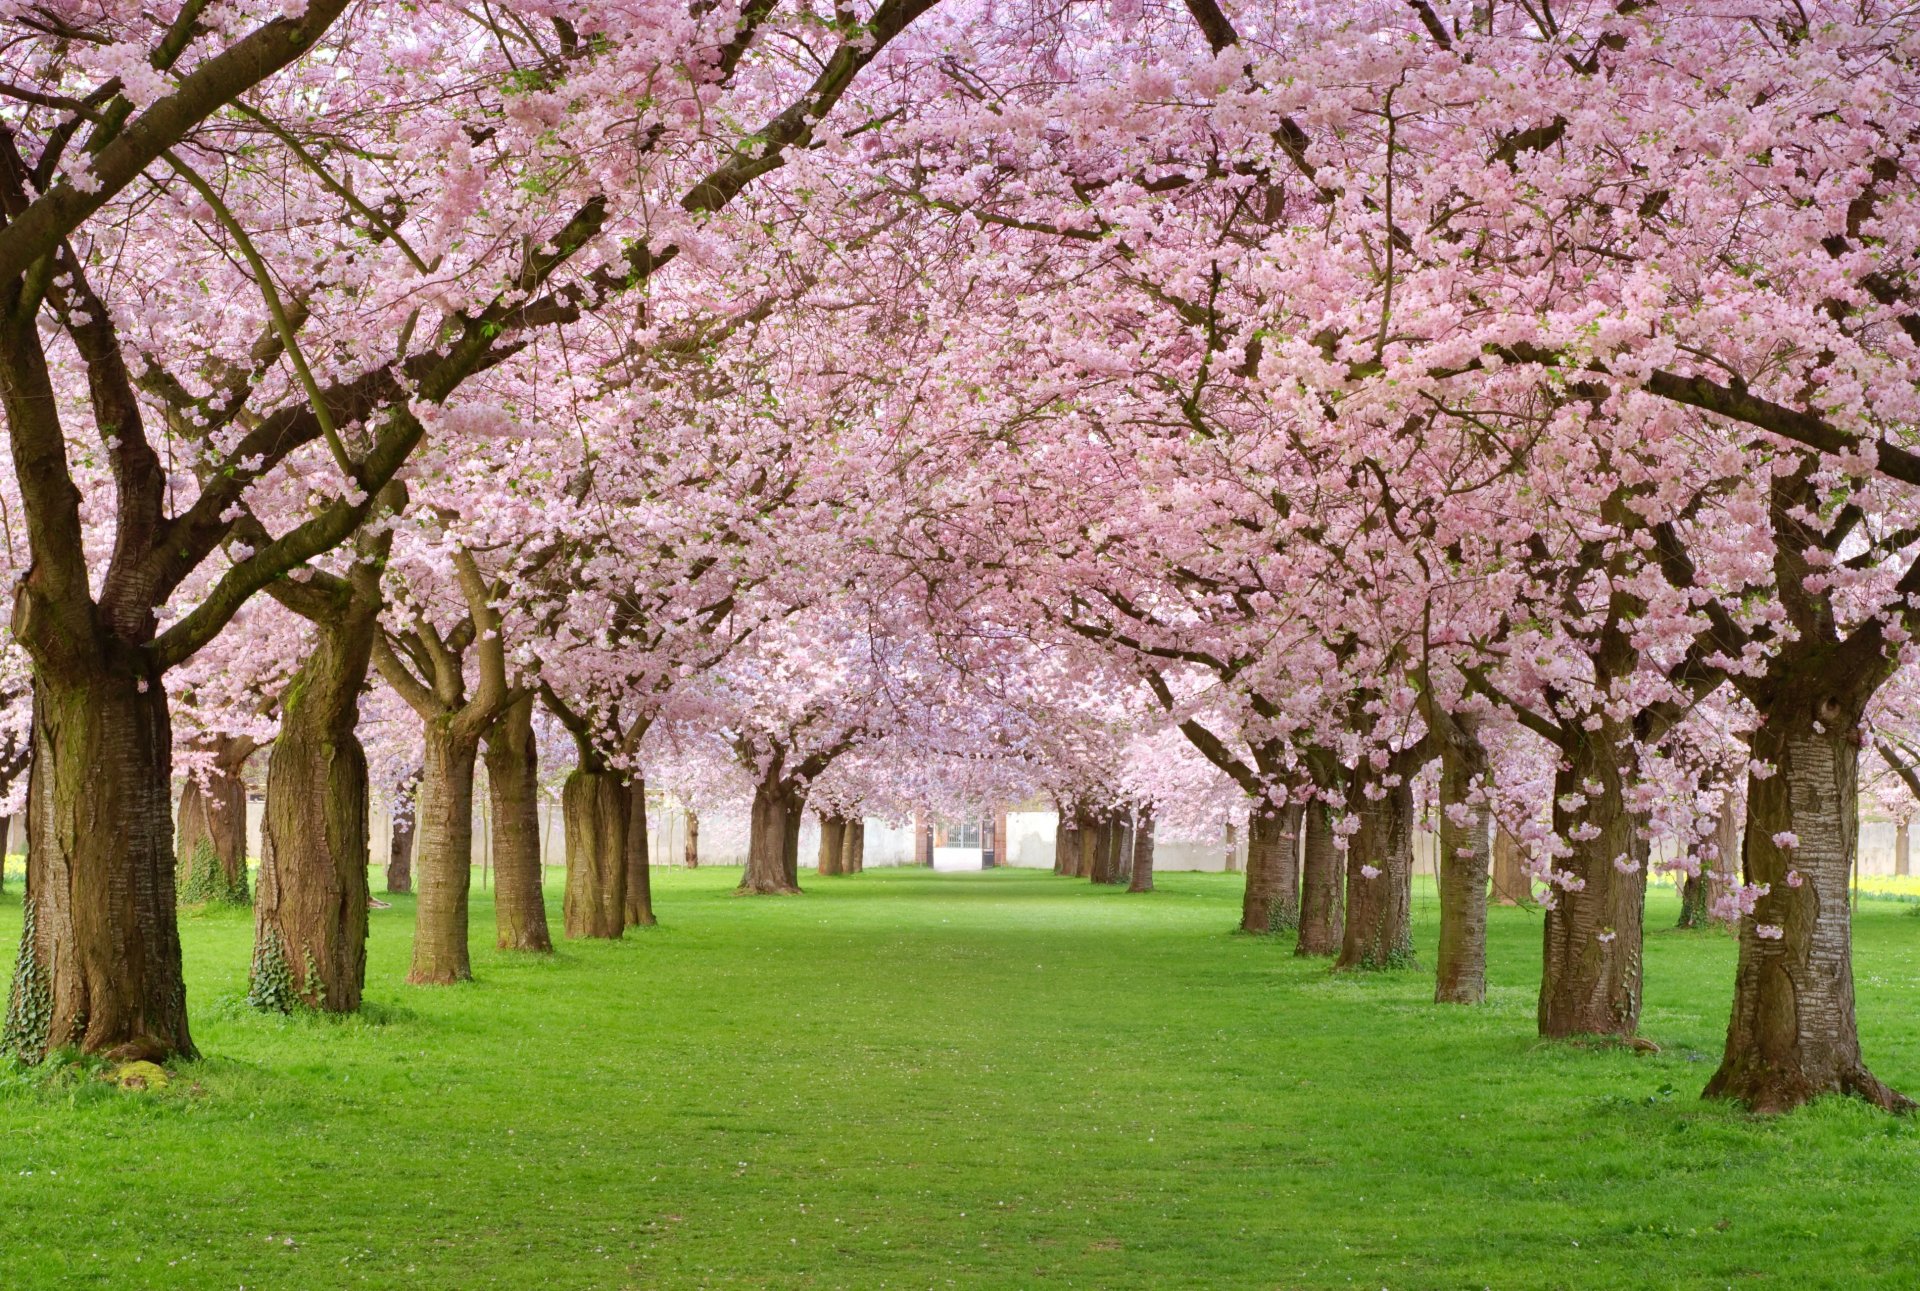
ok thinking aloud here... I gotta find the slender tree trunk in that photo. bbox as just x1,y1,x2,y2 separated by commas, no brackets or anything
1111,816,1134,886
1434,729,1491,1004
1337,767,1417,971
177,740,251,906
818,814,846,876
0,812,8,895
1224,819,1241,873
741,775,801,894
683,809,699,869
625,776,656,926
843,816,864,873
781,792,804,888
385,772,416,891
561,765,627,939
1127,808,1156,893
1240,804,1301,934
3,668,192,1063
1704,705,1909,1113
1897,821,1910,879
1053,813,1073,875
483,695,551,953
1708,797,1740,925
251,606,376,1014
1490,825,1530,906
1537,727,1645,1038
1677,867,1710,930
1296,801,1344,956
408,720,479,984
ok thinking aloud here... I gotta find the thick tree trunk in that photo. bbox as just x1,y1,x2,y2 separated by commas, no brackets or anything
1490,825,1530,906
408,721,480,984
1053,813,1073,875
252,619,374,1014
483,695,551,953
818,814,846,876
1127,808,1156,893
1537,727,1646,1038
1239,804,1301,934
176,741,251,906
843,816,864,873
1434,746,1491,1005
741,776,801,894
1704,707,1909,1113
625,776,656,926
1337,769,1416,971
683,809,699,869
1110,816,1134,886
561,766,627,940
3,669,193,1063
1296,801,1344,956
385,772,416,891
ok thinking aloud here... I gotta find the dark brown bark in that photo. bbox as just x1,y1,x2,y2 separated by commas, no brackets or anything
1537,723,1646,1038
483,694,551,953
683,809,699,869
741,774,802,894
1239,805,1302,934
625,776,656,927
1053,811,1073,875
1704,700,1910,1113
1433,724,1491,1005
176,737,252,906
561,765,626,940
1127,808,1156,893
1110,816,1134,886
818,814,847,876
3,669,192,1063
408,719,479,984
1490,824,1530,907
1296,801,1344,956
842,816,864,873
386,785,416,895
1337,760,1418,971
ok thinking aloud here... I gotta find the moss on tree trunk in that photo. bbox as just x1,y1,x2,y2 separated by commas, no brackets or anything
1240,804,1301,933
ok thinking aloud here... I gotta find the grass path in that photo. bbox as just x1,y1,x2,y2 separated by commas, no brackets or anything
4,867,1920,1289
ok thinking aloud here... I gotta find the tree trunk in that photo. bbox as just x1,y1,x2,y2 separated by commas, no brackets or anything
1677,867,1711,930
1296,801,1344,956
683,809,699,869
818,814,846,876
1337,767,1417,971
483,695,551,953
1110,816,1134,886
1490,825,1530,906
0,813,8,895
741,775,801,894
843,816,864,873
1708,797,1741,924
176,740,251,906
1434,735,1491,1005
1536,727,1646,1037
1239,804,1301,934
408,720,479,984
1224,819,1241,873
1127,808,1156,893
1704,706,1909,1113
625,776,656,926
385,772,416,891
1897,821,1910,879
251,611,376,1014
781,792,804,888
1053,813,1072,875
3,668,193,1063
561,766,627,939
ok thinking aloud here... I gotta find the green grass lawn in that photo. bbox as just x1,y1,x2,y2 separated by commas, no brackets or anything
3,866,1919,1290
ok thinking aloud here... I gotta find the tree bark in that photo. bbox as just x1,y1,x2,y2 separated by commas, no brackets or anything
561,765,627,940
1704,706,1910,1113
251,603,377,1014
1110,816,1134,886
1337,764,1417,971
408,720,480,984
483,695,551,953
741,774,802,894
1490,824,1530,906
1296,801,1344,956
1537,725,1646,1038
1897,821,1910,879
843,816,864,873
1434,736,1492,1005
625,776,656,926
1127,808,1156,892
3,669,192,1063
387,800,416,895
818,814,846,876
1053,812,1073,875
683,809,699,869
1239,804,1301,933
176,738,252,906
1707,796,1741,923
